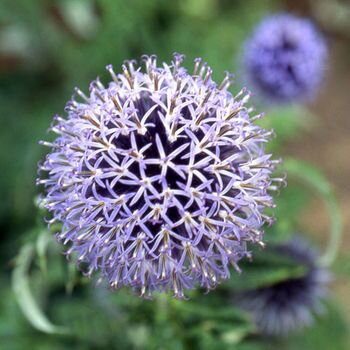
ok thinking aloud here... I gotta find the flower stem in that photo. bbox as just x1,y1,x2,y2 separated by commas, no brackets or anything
283,158,343,267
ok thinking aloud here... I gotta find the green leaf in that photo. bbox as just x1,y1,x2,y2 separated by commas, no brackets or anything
223,248,308,291
283,158,332,195
267,184,311,242
220,325,253,345
36,229,52,275
12,243,69,335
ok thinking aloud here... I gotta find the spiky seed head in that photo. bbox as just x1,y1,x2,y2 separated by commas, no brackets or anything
237,237,330,336
38,53,280,298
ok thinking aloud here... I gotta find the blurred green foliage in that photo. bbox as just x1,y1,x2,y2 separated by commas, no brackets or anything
5,232,348,350
0,0,348,349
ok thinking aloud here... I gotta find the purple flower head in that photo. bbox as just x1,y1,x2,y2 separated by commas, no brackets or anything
38,54,280,298
238,237,330,336
243,14,328,103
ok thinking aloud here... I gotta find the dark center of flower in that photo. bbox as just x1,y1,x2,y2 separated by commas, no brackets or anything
83,92,239,242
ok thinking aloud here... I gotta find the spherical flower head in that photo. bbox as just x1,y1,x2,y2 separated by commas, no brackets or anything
38,53,280,298
238,237,330,336
243,13,328,103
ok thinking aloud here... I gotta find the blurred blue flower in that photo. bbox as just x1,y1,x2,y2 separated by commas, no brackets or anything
239,237,330,336
243,14,328,104
38,54,280,298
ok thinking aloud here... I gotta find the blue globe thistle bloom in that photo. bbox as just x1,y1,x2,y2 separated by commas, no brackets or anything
239,237,330,336
243,14,328,103
38,54,280,298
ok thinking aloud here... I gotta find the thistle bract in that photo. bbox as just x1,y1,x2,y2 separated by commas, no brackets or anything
38,54,279,298
244,14,327,103
239,237,330,336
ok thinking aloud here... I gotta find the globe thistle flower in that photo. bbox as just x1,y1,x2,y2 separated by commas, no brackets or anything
38,54,280,298
238,237,330,336
243,14,328,103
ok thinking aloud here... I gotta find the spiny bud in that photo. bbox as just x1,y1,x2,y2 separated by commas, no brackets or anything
243,14,328,103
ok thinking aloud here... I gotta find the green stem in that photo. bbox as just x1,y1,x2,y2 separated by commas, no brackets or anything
283,158,343,267
154,293,170,346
